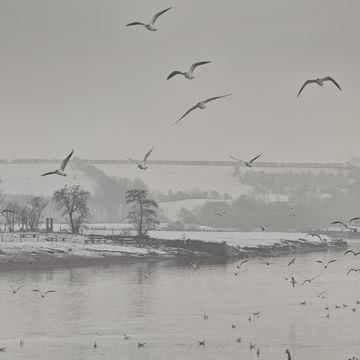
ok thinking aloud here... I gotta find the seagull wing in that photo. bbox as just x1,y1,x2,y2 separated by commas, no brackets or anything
143,146,154,163
323,76,342,91
229,155,246,164
60,150,74,171
128,158,142,167
344,250,355,255
331,221,348,228
32,289,42,295
347,269,357,275
189,61,212,75
41,171,57,176
2,209,15,214
126,22,146,27
288,258,296,266
349,217,360,223
150,7,172,26
239,259,249,266
327,259,336,266
316,260,324,264
173,105,198,125
45,290,56,295
297,80,317,97
203,94,232,104
167,71,184,80
249,153,263,164
15,284,25,291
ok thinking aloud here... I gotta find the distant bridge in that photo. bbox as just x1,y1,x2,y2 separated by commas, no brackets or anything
0,159,356,170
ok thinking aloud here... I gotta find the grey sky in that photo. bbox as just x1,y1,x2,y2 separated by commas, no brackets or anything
0,0,359,162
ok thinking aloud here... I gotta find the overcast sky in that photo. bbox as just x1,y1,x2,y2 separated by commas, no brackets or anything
0,0,359,163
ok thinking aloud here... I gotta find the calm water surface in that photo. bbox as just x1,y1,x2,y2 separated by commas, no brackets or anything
1,242,360,360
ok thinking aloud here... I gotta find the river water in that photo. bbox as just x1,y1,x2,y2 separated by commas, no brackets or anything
0,241,359,360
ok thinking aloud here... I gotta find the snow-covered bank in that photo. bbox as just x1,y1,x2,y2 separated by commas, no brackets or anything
0,231,347,270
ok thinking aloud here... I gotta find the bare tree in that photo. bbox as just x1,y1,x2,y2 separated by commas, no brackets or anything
3,201,19,232
53,185,90,233
27,196,48,232
125,189,159,240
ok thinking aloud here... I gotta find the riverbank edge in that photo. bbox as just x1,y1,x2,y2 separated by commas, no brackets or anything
0,235,348,271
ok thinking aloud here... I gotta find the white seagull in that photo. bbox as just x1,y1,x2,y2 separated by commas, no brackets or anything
126,7,172,31
229,153,263,167
128,146,154,170
173,94,232,125
297,76,342,97
167,61,212,80
32,289,56,299
41,150,74,177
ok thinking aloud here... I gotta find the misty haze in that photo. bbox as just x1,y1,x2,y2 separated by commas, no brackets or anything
0,1,360,360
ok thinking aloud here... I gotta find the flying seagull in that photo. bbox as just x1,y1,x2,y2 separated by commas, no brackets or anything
301,274,321,285
347,268,360,276
11,284,25,294
126,7,172,32
186,260,200,271
306,233,324,242
349,217,360,223
167,61,212,80
331,220,357,232
344,250,360,256
297,76,341,97
215,211,227,217
236,259,249,269
128,146,154,170
287,258,296,266
229,153,263,167
259,224,271,231
32,289,56,298
316,259,336,269
41,150,74,177
173,94,232,125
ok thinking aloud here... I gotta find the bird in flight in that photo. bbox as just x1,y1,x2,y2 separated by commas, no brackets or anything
297,76,342,97
11,284,25,294
316,259,336,269
137,342,146,349
331,221,357,232
347,268,360,276
349,217,360,224
2,209,15,214
186,260,200,271
0,347,6,352
173,94,232,125
41,150,74,177
229,153,263,168
126,7,172,32
306,233,324,242
287,258,296,266
259,224,271,231
128,146,154,170
314,290,327,299
236,259,249,269
198,339,206,346
215,211,227,217
290,277,297,288
32,289,56,298
301,274,321,285
344,250,360,256
167,61,212,80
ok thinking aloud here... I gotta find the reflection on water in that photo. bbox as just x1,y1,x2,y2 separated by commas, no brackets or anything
0,243,360,360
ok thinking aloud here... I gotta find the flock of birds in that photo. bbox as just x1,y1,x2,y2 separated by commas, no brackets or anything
40,5,343,178
0,4,353,360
